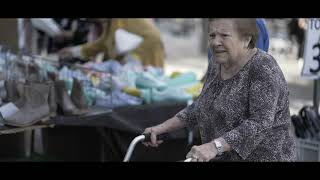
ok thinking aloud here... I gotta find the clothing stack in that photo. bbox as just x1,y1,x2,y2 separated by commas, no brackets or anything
59,57,202,107
25,53,202,110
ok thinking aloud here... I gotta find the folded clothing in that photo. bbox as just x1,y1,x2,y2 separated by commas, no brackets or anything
135,72,167,90
95,90,143,108
165,72,197,88
91,60,123,75
141,88,192,104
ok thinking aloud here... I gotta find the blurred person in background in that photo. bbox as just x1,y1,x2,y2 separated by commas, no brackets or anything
47,18,90,53
288,18,307,61
59,18,165,68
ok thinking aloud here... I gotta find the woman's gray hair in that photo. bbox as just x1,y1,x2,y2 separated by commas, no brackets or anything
208,18,259,49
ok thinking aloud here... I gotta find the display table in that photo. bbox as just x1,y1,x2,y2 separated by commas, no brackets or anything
42,102,200,161
0,122,54,160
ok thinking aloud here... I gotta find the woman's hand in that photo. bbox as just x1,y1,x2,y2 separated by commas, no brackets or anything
186,142,218,162
141,116,187,148
142,126,164,148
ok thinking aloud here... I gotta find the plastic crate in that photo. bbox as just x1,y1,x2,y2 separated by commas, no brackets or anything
295,138,320,161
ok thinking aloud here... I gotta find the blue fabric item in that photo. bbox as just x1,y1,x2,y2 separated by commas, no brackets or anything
92,60,123,75
97,74,129,91
208,19,270,60
95,90,143,108
256,18,269,52
42,63,59,74
59,66,90,82
145,66,164,77
135,72,167,90
140,88,152,104
165,72,198,88
83,87,102,106
141,88,193,104
123,55,144,73
73,69,90,81
152,88,193,104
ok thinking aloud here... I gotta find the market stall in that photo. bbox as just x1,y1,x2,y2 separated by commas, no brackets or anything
0,43,202,161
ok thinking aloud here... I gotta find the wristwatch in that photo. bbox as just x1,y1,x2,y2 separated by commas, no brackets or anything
213,139,224,156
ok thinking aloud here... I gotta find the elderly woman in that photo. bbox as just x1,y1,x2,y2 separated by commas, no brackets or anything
143,18,295,162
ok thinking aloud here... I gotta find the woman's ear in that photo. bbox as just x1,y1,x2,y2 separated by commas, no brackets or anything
244,36,252,49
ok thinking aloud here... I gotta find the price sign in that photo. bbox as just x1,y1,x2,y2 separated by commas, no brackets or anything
302,18,320,79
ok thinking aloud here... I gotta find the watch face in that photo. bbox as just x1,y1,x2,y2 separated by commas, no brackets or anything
215,140,222,148
214,140,223,155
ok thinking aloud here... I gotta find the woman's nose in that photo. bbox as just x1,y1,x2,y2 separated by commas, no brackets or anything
210,37,221,48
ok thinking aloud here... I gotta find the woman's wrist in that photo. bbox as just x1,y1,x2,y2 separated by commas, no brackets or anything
151,116,187,135
152,123,168,134
217,137,231,152
211,137,231,153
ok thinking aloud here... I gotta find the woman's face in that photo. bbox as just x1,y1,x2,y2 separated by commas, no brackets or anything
208,19,250,65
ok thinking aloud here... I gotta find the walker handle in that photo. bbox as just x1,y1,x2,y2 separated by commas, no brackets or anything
143,133,169,142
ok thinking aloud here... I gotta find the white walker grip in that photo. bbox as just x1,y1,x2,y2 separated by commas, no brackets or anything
123,133,169,162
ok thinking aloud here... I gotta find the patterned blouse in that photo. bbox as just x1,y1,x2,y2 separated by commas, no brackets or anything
176,49,296,161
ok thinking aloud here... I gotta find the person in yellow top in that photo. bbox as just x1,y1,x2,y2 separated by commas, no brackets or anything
59,18,165,68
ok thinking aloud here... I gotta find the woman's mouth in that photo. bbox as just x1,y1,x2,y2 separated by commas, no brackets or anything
214,49,226,54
